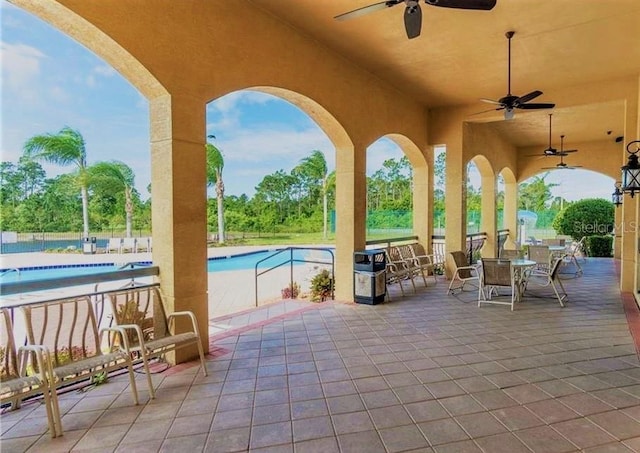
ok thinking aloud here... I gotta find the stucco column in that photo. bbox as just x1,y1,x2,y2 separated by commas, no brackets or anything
150,94,209,361
335,143,366,300
445,144,467,277
480,174,496,258
413,162,432,252
621,77,640,293
503,180,518,248
614,204,622,259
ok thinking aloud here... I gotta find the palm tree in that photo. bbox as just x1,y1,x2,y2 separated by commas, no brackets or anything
299,150,329,239
23,127,91,237
206,137,225,244
89,161,136,237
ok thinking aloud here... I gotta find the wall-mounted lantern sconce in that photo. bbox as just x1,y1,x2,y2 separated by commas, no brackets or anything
612,182,623,207
621,140,640,197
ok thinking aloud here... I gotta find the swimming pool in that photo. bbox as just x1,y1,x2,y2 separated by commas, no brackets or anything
0,249,314,283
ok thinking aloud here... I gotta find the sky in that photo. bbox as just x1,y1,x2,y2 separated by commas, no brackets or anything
1,2,614,203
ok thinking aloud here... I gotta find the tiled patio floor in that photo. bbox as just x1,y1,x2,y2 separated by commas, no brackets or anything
4,258,640,452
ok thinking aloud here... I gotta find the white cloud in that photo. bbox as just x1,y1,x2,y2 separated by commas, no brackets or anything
209,90,275,114
217,126,334,166
0,41,46,102
49,85,69,103
93,65,116,77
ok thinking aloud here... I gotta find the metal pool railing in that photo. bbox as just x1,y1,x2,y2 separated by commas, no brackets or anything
254,247,335,306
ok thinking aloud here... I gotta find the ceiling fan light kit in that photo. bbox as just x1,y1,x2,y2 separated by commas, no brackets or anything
334,0,496,40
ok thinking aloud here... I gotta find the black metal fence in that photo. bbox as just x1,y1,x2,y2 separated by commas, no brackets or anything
0,231,151,254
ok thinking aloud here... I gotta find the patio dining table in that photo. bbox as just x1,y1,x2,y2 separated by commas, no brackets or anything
510,258,537,302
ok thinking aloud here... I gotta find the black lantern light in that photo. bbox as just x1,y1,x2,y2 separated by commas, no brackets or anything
612,182,623,207
621,140,640,197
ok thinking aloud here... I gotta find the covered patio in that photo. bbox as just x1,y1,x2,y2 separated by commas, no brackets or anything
3,258,640,452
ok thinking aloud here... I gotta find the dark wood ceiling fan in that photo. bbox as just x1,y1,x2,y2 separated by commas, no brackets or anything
334,0,496,40
478,31,555,120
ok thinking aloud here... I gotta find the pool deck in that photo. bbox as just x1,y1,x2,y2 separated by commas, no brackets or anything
0,245,334,335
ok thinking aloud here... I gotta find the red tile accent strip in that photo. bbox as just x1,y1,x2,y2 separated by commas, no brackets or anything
209,302,326,342
621,291,640,357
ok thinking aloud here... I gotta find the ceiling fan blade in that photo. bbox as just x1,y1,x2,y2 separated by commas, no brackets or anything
425,0,496,10
480,98,502,105
516,90,542,104
561,149,578,154
404,3,422,39
468,107,503,117
518,103,556,110
334,0,402,21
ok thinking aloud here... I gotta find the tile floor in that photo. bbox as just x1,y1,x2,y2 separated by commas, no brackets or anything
3,257,640,452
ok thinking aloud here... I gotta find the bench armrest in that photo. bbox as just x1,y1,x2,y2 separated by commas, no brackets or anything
17,345,53,380
167,311,201,337
104,324,144,351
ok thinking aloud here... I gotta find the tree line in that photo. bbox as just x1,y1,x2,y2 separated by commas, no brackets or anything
0,127,566,238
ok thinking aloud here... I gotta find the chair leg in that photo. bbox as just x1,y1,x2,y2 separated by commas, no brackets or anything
139,354,156,399
126,359,140,404
41,387,60,438
196,340,208,377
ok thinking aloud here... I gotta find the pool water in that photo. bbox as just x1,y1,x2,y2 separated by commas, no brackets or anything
0,249,313,283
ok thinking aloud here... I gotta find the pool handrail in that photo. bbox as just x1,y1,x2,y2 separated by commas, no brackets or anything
254,247,335,306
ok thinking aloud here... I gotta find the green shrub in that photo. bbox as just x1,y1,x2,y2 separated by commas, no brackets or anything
553,198,614,241
310,269,334,302
586,235,613,257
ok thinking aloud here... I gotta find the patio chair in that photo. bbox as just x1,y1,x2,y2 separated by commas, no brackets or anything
384,247,417,298
528,245,550,271
104,284,208,398
528,236,541,245
0,308,62,438
542,238,565,246
524,256,567,307
409,242,438,285
397,243,437,287
136,237,151,252
563,237,585,276
446,251,479,294
121,237,137,253
478,258,515,310
499,248,519,260
106,237,122,253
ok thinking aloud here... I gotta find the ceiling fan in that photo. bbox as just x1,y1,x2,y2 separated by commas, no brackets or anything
527,114,578,157
334,0,497,40
479,31,555,120
541,136,582,170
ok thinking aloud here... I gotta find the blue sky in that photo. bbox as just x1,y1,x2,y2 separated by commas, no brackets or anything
1,2,613,202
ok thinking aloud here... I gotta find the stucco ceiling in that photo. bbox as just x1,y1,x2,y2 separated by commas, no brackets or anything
249,0,640,148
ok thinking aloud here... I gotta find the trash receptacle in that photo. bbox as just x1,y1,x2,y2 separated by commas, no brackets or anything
82,236,97,254
354,249,386,304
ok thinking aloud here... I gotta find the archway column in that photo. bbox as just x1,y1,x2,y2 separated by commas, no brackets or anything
150,94,209,360
480,174,496,258
613,205,622,259
413,164,432,252
335,143,366,301
621,77,640,293
444,143,467,277
503,180,518,248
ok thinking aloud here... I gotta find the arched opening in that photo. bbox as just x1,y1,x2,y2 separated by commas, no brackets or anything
204,89,341,317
